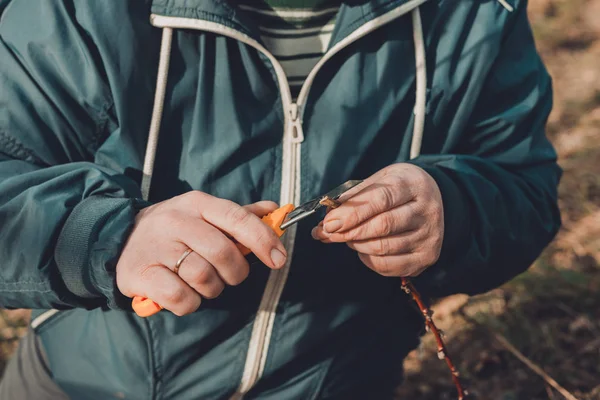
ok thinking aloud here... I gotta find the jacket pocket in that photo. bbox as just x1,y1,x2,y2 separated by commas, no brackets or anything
31,308,153,400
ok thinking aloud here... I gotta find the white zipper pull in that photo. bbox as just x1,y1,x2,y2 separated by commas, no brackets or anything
289,103,305,143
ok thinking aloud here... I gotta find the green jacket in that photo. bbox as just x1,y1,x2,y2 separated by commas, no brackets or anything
0,0,560,398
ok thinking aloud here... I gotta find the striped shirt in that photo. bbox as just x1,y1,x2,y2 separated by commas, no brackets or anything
237,0,341,99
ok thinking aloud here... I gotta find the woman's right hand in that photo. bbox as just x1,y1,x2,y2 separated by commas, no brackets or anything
116,192,288,316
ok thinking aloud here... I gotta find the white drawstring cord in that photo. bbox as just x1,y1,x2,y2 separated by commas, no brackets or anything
410,7,427,160
497,0,514,12
141,27,174,201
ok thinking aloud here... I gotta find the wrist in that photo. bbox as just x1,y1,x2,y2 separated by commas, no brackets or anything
404,160,470,262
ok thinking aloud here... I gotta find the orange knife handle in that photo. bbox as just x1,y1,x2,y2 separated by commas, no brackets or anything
132,203,295,317
132,296,163,317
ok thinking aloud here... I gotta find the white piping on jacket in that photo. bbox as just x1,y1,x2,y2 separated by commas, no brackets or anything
497,0,514,12
31,309,60,329
410,7,426,160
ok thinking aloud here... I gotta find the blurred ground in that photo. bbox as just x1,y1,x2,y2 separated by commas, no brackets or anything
1,0,599,399
396,0,600,399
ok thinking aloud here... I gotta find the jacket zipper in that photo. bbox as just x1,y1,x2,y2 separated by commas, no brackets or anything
149,16,303,398
150,0,428,395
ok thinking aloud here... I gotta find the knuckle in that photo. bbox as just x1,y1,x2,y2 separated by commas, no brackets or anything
203,283,225,299
346,206,362,227
158,208,179,224
412,168,429,185
173,300,199,316
180,191,195,202
229,264,249,286
163,285,187,305
179,190,204,208
186,190,206,201
209,244,234,265
388,174,405,189
378,214,395,237
158,210,186,233
341,227,359,242
374,239,390,256
399,237,412,253
192,264,214,286
172,308,187,317
225,204,252,226
204,281,225,299
410,199,426,217
373,186,395,211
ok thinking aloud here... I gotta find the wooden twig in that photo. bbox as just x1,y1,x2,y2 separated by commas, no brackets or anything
401,277,467,399
492,332,580,400
546,383,557,400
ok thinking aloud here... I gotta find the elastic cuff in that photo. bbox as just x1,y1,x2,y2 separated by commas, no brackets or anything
55,196,140,309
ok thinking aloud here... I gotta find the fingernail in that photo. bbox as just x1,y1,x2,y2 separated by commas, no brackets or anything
270,248,287,269
311,227,319,239
323,219,343,234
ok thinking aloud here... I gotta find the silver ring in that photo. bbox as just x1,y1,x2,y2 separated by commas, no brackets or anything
174,248,193,275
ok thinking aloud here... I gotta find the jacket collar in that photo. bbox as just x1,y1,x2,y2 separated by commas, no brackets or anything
150,0,428,44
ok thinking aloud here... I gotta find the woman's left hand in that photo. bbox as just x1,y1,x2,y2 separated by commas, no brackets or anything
311,163,444,277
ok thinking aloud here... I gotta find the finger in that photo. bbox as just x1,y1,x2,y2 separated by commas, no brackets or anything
176,251,225,299
346,231,421,256
136,265,202,316
197,196,287,269
177,221,250,286
217,201,280,242
332,169,390,204
357,252,432,278
243,201,279,217
311,221,333,243
313,202,422,242
322,175,414,234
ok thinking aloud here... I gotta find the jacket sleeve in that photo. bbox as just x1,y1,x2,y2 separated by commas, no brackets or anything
409,1,561,297
0,2,144,310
